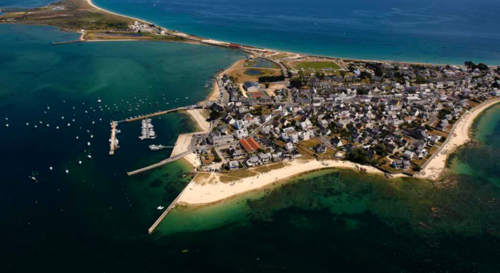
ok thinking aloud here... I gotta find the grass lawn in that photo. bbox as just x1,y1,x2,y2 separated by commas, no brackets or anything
295,61,341,71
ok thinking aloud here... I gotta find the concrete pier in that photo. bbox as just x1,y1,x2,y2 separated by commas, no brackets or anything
127,150,192,176
51,40,84,45
119,107,190,123
148,182,191,234
109,121,118,155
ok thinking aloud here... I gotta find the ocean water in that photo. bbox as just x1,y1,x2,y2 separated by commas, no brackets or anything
0,0,55,8
0,24,247,272
92,0,500,65
2,2,500,272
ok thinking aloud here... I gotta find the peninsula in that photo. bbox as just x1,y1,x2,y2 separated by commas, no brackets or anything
3,0,500,233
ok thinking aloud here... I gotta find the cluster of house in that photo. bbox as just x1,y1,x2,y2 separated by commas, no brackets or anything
129,21,166,35
201,59,500,173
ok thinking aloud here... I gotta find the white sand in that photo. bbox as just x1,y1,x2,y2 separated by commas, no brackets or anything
170,110,209,158
170,133,194,157
184,153,201,168
186,109,210,132
177,159,386,206
86,0,152,24
417,98,500,180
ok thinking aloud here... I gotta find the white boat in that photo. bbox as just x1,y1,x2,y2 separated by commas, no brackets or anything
30,171,37,181
49,167,53,171
87,151,92,159
157,206,165,210
78,160,82,165
65,169,69,174
5,115,7,121
26,123,29,126
98,96,102,103
87,142,91,146
67,123,70,127
5,124,8,128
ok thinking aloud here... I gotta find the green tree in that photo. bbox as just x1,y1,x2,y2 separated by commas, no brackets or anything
290,78,303,88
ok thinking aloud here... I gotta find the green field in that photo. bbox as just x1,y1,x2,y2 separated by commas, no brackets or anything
294,61,341,71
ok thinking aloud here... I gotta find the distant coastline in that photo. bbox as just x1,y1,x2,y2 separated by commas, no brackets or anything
3,0,500,233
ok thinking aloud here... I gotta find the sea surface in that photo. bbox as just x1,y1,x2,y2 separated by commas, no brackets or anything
91,0,500,65
1,1,500,272
0,0,55,8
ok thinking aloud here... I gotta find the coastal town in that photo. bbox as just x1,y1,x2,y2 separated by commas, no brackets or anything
187,57,500,177
3,0,500,233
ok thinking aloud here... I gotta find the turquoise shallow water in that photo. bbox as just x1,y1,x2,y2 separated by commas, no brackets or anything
1,2,500,272
92,0,500,65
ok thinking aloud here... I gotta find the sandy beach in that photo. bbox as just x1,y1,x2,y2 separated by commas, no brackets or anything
186,109,210,132
177,159,386,206
170,133,194,157
86,0,152,25
207,59,246,101
417,98,500,180
170,109,209,157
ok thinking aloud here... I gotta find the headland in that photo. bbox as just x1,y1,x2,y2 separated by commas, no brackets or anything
3,0,500,234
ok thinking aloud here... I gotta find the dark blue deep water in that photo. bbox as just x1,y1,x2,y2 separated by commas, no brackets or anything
1,1,500,272
92,0,500,65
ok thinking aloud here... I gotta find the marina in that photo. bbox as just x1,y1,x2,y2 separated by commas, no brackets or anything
139,118,156,140
109,121,119,155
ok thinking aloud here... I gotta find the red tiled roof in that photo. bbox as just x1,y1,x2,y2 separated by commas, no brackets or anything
247,138,261,150
239,138,261,153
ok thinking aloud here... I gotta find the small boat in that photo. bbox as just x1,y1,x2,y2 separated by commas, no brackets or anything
98,96,102,103
49,167,53,171
157,206,165,210
5,124,8,128
87,151,92,159
47,104,50,110
67,123,71,127
90,135,94,139
76,136,79,140
78,159,82,165
30,171,37,181
65,169,69,174
61,116,64,120
87,142,91,146
5,115,8,121
34,125,38,128
26,123,29,126
56,126,59,130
